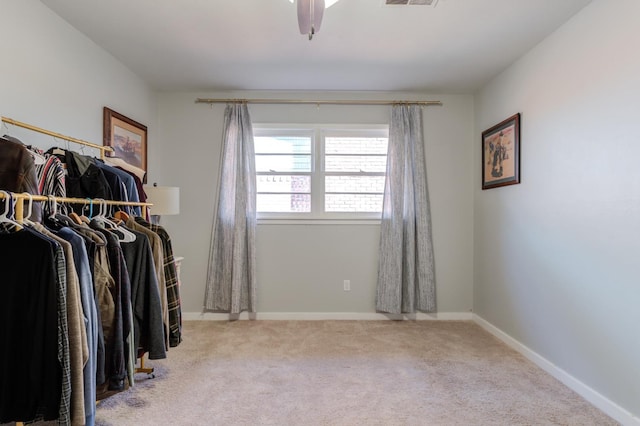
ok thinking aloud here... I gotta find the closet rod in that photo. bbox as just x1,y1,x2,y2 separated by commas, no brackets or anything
0,192,152,224
195,98,442,107
0,192,151,207
1,116,114,160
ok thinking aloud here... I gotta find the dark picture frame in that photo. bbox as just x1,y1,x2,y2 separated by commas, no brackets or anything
482,113,520,190
103,107,148,180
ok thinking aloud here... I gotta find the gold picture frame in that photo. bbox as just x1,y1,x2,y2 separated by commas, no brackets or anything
103,107,147,181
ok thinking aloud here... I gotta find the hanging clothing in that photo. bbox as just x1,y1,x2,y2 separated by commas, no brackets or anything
95,160,142,216
0,129,177,423
89,221,129,397
0,229,63,424
33,223,88,425
135,217,182,347
0,135,42,221
29,146,66,199
94,163,127,209
40,227,73,426
104,156,146,184
119,228,167,360
72,225,112,388
115,166,147,204
58,228,99,426
46,148,113,211
126,216,168,347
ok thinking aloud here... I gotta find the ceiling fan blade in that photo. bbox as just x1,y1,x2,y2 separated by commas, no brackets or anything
298,0,325,34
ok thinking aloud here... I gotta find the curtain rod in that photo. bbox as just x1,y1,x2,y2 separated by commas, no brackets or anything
1,116,114,160
195,98,442,107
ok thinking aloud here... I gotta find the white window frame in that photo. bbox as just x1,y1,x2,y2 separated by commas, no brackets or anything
254,124,389,224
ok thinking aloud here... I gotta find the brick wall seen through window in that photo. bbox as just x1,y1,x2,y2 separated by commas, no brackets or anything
255,125,388,219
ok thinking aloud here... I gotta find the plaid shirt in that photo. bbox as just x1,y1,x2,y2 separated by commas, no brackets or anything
52,241,72,426
135,217,182,347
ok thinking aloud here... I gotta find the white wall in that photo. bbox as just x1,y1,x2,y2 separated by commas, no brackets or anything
0,0,156,170
474,0,640,419
156,91,474,315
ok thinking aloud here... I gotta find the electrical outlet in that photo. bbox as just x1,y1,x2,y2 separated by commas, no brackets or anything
343,280,351,291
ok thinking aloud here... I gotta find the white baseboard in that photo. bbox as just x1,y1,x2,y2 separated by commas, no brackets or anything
473,314,639,426
183,311,473,321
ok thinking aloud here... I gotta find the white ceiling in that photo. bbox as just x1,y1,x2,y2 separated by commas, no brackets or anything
40,0,592,93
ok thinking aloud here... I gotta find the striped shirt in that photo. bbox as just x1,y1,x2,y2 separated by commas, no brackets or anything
29,147,66,198
29,147,67,217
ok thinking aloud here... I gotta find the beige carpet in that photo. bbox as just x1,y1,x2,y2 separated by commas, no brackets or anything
96,321,617,425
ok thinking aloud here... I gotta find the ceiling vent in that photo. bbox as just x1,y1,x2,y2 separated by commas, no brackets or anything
385,0,434,5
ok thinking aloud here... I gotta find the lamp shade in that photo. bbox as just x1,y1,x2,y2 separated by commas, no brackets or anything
144,185,180,216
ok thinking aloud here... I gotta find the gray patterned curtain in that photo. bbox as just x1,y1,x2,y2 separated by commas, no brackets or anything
204,103,257,314
376,104,436,314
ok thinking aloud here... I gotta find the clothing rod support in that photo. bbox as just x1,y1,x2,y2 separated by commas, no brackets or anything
195,98,442,107
1,116,114,160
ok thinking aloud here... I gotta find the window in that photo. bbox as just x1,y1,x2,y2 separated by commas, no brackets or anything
254,125,389,220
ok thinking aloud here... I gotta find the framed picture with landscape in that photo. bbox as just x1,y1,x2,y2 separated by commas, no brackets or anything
482,113,520,190
103,107,148,179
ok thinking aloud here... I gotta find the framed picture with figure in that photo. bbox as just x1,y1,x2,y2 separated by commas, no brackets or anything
482,113,520,190
103,107,148,180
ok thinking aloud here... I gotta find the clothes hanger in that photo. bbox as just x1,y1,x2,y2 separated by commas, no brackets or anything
45,195,64,226
0,191,22,230
42,197,73,229
43,195,74,229
0,119,12,142
46,196,79,227
76,198,92,224
68,210,84,225
94,199,136,243
101,200,138,242
20,133,48,165
49,136,67,157
63,197,85,225
47,195,59,218
20,192,36,226
30,149,47,165
113,210,130,222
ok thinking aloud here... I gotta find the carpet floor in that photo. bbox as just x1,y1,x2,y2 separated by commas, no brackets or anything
96,320,617,425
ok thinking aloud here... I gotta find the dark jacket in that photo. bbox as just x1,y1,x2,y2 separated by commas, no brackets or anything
45,148,113,215
0,135,42,222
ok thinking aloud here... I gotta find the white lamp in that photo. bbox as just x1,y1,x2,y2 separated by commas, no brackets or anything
144,183,180,224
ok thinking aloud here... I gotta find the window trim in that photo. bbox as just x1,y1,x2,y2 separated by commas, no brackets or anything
254,123,389,222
